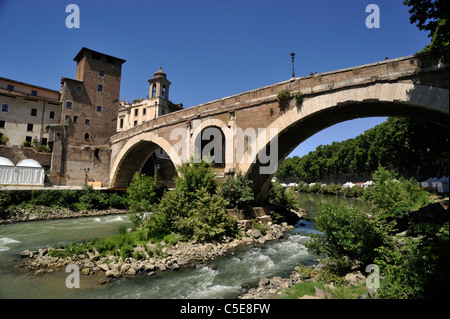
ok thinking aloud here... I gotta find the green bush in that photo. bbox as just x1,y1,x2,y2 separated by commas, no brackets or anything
269,180,299,211
78,186,109,210
108,193,128,209
375,222,449,299
120,244,134,260
294,91,304,105
146,159,238,242
127,173,157,226
306,203,391,272
370,166,429,219
277,89,290,102
219,170,254,211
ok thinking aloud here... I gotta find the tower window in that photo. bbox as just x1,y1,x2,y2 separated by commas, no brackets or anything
1,104,8,112
49,111,55,119
162,85,166,99
84,133,90,141
152,85,156,98
99,70,104,77
73,116,78,124
96,106,102,112
92,52,101,60
85,118,90,125
27,123,33,131
31,108,37,116
31,90,38,96
98,85,103,93
66,101,72,109
107,56,115,64
119,118,124,129
7,84,14,91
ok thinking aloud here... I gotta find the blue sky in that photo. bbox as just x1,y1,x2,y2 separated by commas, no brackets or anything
0,0,430,158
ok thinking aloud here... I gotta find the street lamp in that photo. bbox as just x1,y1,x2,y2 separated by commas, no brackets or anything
290,52,295,78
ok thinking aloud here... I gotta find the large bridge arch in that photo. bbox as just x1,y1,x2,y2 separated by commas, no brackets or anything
247,83,449,204
110,132,182,188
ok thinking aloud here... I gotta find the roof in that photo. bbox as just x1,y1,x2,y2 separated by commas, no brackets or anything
153,66,167,78
73,47,126,64
0,87,61,104
0,157,14,166
16,159,43,168
0,77,60,94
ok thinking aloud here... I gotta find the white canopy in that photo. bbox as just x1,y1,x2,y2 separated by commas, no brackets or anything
0,157,16,185
431,176,449,194
0,157,14,166
362,181,373,189
17,159,42,168
343,182,355,188
0,157,44,186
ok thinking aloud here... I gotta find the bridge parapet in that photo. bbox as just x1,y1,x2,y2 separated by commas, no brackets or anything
111,49,448,146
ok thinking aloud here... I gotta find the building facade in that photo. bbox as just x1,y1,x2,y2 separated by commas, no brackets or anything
1,47,181,188
49,48,126,186
0,77,61,148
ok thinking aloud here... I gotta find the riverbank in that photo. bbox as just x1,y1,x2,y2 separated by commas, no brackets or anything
14,221,296,284
0,206,128,225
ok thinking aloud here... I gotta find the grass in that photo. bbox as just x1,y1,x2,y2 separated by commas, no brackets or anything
48,225,182,259
282,281,369,299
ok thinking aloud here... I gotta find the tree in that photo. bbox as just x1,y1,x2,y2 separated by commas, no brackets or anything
147,158,238,242
219,170,254,211
305,203,390,272
127,173,157,226
403,0,449,51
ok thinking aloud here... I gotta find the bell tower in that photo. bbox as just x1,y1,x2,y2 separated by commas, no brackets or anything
148,66,172,117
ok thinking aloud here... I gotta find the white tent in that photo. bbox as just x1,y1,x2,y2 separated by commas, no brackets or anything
420,176,438,188
343,182,355,188
362,180,373,189
16,159,45,186
431,176,449,194
0,158,44,186
0,157,16,185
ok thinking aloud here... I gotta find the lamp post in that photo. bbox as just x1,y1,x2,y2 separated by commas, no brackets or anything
290,52,295,78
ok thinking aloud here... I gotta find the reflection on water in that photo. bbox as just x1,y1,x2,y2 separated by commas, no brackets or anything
296,192,372,219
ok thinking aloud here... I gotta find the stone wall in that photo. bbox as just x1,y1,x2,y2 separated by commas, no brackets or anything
0,146,51,167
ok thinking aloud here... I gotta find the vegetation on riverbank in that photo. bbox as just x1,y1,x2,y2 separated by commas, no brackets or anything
288,166,449,299
275,117,449,182
0,186,128,219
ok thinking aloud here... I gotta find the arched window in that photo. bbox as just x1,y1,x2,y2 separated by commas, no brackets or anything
152,85,156,98
162,85,166,99
84,133,90,141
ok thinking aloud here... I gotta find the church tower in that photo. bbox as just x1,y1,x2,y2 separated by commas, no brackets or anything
148,66,172,117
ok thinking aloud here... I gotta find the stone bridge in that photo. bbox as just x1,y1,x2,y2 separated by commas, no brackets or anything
110,49,449,204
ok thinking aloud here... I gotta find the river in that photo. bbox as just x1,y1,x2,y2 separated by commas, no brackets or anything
0,194,370,299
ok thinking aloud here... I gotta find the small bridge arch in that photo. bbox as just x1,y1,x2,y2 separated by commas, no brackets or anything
110,132,181,188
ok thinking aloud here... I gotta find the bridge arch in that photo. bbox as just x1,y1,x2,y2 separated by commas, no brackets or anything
110,132,182,188
191,118,234,171
247,83,449,204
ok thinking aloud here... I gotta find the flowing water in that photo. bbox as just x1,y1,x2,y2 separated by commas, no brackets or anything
0,194,370,299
